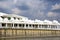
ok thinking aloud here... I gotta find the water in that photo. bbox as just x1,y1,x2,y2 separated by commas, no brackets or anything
0,29,60,40
0,37,60,40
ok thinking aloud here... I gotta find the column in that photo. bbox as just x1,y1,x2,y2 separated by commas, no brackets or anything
0,23,2,28
41,24,42,29
31,24,33,28
24,24,26,28
13,23,14,28
6,23,7,28
17,24,19,28
48,25,49,28
57,25,58,29
28,24,29,28
38,24,39,29
50,25,51,29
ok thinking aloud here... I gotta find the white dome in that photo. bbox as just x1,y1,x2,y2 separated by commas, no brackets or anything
39,21,43,23
44,20,49,22
11,17,14,21
53,20,58,23
44,20,52,24
28,20,34,23
15,18,19,21
35,19,40,22
4,18,8,21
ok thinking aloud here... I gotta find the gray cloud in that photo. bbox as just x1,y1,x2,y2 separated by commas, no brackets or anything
46,3,60,22
0,0,60,22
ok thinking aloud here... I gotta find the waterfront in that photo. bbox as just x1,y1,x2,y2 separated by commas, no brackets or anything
0,28,60,40
0,36,60,40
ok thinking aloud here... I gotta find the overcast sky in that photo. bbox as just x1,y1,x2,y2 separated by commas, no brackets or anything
0,0,60,22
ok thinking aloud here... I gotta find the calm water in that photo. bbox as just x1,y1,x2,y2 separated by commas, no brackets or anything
0,37,60,40
0,29,60,40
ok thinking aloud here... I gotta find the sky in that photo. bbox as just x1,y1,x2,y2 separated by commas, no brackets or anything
0,0,60,22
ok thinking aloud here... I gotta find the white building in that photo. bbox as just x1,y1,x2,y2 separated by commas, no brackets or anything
0,12,60,30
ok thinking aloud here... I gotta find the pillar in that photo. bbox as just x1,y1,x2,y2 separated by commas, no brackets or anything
17,24,19,28
24,24,26,28
38,24,39,28
6,23,7,28
13,23,14,28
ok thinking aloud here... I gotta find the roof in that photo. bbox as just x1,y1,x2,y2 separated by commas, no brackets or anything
0,12,60,24
0,12,8,16
0,12,27,19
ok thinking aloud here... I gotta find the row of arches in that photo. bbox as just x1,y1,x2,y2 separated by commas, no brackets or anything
0,16,22,21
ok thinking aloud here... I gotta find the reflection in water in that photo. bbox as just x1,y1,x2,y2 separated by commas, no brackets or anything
0,29,60,40
0,37,60,40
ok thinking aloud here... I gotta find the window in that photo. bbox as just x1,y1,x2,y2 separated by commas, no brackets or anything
26,24,28,27
19,24,24,27
34,25,38,28
57,25,60,28
8,17,11,20
19,24,22,27
18,18,20,20
14,17,16,20
14,24,17,27
39,25,41,28
7,23,13,27
33,25,34,27
51,25,57,28
33,24,38,28
22,24,24,27
2,23,6,27
42,25,48,28
29,24,31,27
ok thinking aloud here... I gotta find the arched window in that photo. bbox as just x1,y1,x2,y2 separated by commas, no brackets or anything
14,24,17,27
8,17,11,20
42,25,48,28
29,24,31,27
2,23,6,27
18,18,20,20
14,17,16,20
26,24,28,27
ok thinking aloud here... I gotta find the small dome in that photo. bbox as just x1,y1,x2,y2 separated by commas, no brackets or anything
11,17,14,20
4,18,8,21
44,20,52,24
44,20,49,22
53,20,58,23
35,19,40,22
15,18,19,21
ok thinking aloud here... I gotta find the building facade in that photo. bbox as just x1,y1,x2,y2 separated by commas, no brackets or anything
0,12,60,38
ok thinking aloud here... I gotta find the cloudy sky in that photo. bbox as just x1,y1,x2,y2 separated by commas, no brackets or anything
0,0,60,22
